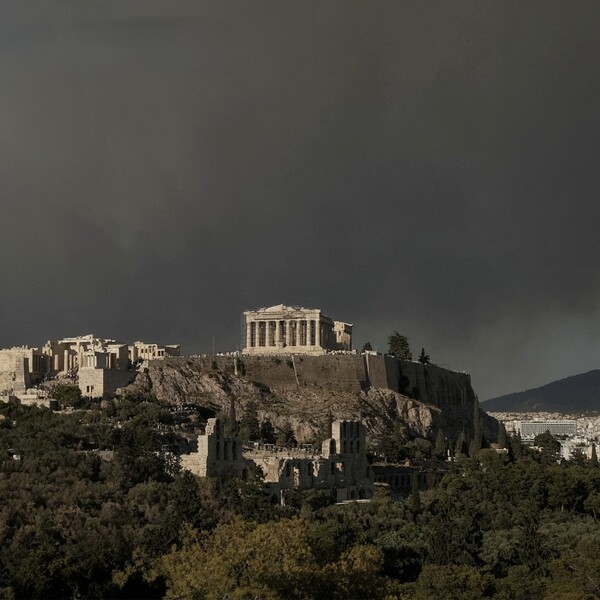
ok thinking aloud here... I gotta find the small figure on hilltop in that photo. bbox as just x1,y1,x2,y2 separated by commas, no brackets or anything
387,331,412,360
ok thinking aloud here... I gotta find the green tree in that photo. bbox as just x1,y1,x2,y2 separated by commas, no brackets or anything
52,384,83,408
410,475,421,516
509,432,524,460
388,331,412,360
325,544,387,599
406,438,433,460
276,422,297,447
361,342,373,352
160,518,322,599
408,564,495,600
259,419,276,444
584,491,600,521
434,429,447,458
591,443,598,468
494,565,547,600
418,348,431,364
114,418,165,486
455,431,468,457
469,401,483,461
239,401,260,442
376,526,427,583
533,430,561,463
497,422,508,449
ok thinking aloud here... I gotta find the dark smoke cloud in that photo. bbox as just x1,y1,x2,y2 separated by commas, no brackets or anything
1,1,600,399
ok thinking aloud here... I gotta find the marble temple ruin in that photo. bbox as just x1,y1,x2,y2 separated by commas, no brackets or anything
242,304,352,355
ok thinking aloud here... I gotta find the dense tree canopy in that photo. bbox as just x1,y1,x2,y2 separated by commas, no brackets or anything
1,400,600,598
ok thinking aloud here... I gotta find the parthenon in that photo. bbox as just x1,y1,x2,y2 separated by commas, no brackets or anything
242,305,352,354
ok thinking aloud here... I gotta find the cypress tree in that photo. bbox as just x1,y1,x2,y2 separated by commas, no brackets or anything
455,431,467,457
591,443,599,468
410,474,421,515
510,432,523,460
497,422,507,449
426,459,438,489
434,429,446,458
470,401,482,460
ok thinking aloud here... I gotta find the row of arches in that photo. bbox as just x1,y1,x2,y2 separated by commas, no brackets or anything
215,440,240,462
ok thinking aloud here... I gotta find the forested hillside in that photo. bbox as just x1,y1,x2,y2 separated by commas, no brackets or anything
483,369,600,412
0,398,599,599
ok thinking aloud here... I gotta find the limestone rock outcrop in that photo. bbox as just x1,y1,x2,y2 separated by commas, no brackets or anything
118,355,496,445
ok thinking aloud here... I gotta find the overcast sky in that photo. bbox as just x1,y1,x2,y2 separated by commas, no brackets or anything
1,1,600,400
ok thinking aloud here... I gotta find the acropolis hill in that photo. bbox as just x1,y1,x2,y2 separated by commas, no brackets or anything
0,305,497,444
127,352,496,446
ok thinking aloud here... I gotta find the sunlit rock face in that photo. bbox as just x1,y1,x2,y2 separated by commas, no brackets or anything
119,353,496,444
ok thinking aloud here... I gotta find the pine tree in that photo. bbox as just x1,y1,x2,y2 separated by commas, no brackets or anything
388,331,412,360
418,348,431,364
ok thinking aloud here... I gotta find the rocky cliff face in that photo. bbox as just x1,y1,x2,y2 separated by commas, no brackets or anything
119,356,496,446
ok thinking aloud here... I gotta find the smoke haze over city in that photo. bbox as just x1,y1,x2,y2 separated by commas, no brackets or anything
1,1,600,399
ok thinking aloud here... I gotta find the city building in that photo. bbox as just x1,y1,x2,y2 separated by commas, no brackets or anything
242,305,352,355
559,436,595,461
518,419,577,440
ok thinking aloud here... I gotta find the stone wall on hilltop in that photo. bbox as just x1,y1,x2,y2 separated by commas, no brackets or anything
0,353,30,394
119,353,494,444
177,353,475,410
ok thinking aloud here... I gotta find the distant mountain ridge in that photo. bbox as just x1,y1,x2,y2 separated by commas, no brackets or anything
482,369,600,413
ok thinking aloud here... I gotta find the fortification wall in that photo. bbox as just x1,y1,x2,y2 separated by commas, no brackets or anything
397,360,474,409
170,354,474,410
365,354,401,391
79,368,136,398
0,353,30,393
170,355,367,392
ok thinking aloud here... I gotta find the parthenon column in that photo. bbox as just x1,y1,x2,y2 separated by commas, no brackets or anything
315,318,320,348
246,321,252,349
275,320,281,347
